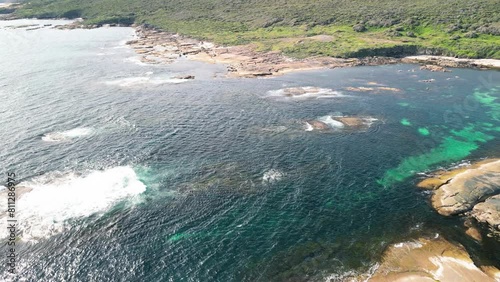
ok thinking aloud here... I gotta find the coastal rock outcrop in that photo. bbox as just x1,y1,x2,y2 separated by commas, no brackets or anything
472,194,500,234
344,86,401,93
306,120,331,131
418,159,500,235
268,86,344,99
367,237,500,282
403,56,500,70
126,27,406,78
173,75,195,80
420,64,451,72
418,159,500,216
305,115,378,132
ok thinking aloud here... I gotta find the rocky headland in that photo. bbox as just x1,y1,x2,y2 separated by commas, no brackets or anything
418,159,500,236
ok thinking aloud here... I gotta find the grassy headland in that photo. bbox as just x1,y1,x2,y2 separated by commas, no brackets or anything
11,0,500,59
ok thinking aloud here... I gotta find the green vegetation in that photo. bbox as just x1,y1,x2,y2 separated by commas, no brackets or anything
12,0,500,58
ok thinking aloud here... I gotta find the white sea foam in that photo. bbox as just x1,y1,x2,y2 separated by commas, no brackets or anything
304,122,314,131
317,116,345,129
362,117,379,127
1,166,146,241
123,56,148,66
262,169,284,183
324,263,379,282
123,56,150,66
42,127,94,142
104,76,187,87
394,241,423,249
267,87,344,100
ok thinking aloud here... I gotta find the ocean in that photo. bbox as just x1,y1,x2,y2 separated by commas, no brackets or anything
0,19,499,281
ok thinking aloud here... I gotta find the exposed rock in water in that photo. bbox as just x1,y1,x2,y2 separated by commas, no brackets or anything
337,117,368,127
306,120,331,131
377,87,401,92
305,116,378,131
173,75,195,80
344,86,401,93
418,159,500,216
345,86,375,92
283,87,317,96
267,86,342,99
367,237,500,281
420,64,451,72
465,225,483,242
418,159,500,237
464,219,483,242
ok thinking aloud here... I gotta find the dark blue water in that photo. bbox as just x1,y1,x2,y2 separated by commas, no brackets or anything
0,20,499,281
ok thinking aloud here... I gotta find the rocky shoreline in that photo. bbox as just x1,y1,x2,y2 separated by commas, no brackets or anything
403,56,500,70
3,20,498,76
418,159,500,238
125,26,500,78
364,236,500,282
125,25,404,78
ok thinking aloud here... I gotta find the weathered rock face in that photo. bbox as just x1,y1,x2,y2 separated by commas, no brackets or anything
418,159,500,216
472,194,500,233
367,237,500,282
418,159,500,237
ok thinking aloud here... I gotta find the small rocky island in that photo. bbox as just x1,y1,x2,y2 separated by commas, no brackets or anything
305,115,378,132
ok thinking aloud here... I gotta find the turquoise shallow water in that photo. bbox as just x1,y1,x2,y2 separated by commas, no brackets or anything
0,20,499,281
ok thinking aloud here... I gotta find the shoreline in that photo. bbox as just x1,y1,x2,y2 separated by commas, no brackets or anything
126,25,399,78
2,18,499,76
125,25,500,78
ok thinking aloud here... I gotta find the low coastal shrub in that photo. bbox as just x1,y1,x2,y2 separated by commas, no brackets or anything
14,0,500,59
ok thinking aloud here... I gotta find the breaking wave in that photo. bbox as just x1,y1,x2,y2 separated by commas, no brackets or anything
104,76,188,87
42,127,94,142
0,166,146,241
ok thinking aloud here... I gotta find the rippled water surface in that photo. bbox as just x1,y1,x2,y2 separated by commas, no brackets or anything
0,20,499,281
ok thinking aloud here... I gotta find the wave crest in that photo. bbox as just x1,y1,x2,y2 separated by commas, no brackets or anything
42,127,94,142
0,166,146,241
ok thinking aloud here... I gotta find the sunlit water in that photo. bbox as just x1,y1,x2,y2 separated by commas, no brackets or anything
0,19,499,281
